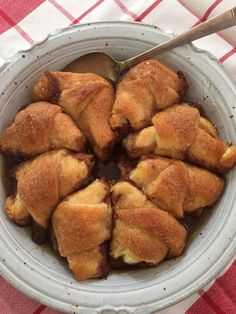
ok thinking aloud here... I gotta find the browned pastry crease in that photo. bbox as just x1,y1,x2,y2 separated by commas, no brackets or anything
110,181,187,266
32,72,116,160
52,180,111,280
123,104,236,173
5,149,94,237
129,157,224,218
0,102,85,157
110,59,187,133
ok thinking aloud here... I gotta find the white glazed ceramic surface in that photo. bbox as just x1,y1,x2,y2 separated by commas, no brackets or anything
0,22,236,314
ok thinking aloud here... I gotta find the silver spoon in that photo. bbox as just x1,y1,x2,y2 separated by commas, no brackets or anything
63,7,236,84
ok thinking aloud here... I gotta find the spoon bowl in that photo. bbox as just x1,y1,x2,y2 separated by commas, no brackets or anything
63,52,121,84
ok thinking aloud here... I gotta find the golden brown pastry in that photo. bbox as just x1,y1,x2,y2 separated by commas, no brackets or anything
110,59,187,133
129,157,224,218
123,104,236,173
0,102,85,157
32,72,116,160
5,149,94,242
110,181,187,266
5,194,31,226
52,180,111,280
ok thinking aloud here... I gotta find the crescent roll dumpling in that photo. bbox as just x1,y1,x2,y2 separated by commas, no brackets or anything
52,180,111,280
32,71,116,160
0,102,85,157
5,149,94,243
110,181,187,266
123,104,236,173
129,157,224,219
110,59,187,133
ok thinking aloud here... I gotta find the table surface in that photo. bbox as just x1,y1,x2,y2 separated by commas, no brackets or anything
0,1,235,313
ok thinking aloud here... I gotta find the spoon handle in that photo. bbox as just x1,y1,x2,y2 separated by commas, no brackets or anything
121,7,236,70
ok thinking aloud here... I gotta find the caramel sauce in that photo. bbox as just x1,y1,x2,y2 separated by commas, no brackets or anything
94,159,120,181
183,206,215,245
1,155,19,197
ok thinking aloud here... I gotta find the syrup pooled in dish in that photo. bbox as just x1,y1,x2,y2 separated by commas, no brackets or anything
1,59,235,281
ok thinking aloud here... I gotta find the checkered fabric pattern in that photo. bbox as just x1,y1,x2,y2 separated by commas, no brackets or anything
0,1,236,313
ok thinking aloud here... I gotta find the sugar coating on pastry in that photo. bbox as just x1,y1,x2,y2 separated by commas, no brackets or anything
110,181,187,265
111,181,155,210
110,59,187,132
52,179,111,280
123,103,236,173
0,101,85,157
32,72,116,160
2,60,235,281
129,157,224,218
5,150,94,230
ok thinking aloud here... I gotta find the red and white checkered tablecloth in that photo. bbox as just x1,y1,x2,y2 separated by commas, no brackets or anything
0,1,236,313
